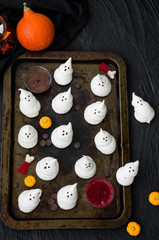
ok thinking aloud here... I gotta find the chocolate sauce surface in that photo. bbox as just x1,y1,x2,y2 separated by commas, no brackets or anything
25,69,51,93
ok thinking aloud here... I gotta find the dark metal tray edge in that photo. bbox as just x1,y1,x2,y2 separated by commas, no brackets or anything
0,51,131,229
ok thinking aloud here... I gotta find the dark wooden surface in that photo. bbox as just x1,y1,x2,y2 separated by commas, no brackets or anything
1,0,159,239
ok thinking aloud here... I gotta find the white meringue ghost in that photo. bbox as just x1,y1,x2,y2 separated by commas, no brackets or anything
90,74,111,97
84,100,107,125
74,155,96,179
51,122,73,148
52,87,73,114
54,57,73,86
116,161,139,186
36,157,59,181
94,128,116,155
18,189,42,213
57,183,78,210
18,125,38,149
131,92,155,123
18,88,41,118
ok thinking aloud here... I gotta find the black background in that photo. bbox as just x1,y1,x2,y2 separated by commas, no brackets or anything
1,0,159,239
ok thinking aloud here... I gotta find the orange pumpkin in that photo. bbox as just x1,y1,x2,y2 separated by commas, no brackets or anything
149,191,159,206
39,116,52,129
24,175,36,187
16,3,55,51
126,222,141,236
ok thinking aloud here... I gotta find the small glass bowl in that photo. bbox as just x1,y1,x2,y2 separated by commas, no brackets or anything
85,178,114,208
24,66,52,94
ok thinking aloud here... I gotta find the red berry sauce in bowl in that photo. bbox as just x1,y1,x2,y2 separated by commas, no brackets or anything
86,178,114,208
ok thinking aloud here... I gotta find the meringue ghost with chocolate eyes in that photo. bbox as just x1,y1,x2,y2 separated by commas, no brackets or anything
131,92,155,123
94,128,116,155
84,100,107,125
90,74,111,97
18,88,41,118
51,122,73,148
18,125,38,149
36,157,59,181
57,183,78,210
18,189,42,213
74,155,96,179
116,161,139,186
52,87,73,114
54,57,73,85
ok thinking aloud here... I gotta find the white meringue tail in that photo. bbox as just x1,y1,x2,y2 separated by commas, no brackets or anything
67,122,72,130
65,57,72,66
67,87,71,95
73,183,77,189
134,160,139,172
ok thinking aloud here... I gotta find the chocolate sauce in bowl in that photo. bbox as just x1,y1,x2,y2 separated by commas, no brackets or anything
24,66,52,93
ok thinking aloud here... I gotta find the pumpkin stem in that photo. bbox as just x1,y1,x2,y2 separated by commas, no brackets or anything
23,2,30,12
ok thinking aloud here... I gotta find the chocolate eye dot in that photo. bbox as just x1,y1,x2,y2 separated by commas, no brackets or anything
129,166,131,168
98,84,100,85
65,98,67,100
62,133,64,136
25,97,27,99
98,111,100,113
67,192,69,194
70,194,72,196
133,169,135,171
137,101,139,103
103,138,105,140
33,197,35,199
29,199,32,200
67,195,69,198
48,166,50,168
30,194,31,196
68,67,70,69
129,170,131,172
44,167,47,169
25,133,27,135
28,95,30,97
66,132,68,135
63,130,65,132
64,69,66,71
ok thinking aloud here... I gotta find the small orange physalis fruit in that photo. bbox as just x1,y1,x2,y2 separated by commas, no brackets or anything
126,222,141,236
24,175,36,187
149,191,159,206
39,116,52,129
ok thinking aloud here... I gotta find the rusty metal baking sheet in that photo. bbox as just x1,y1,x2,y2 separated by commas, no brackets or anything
0,51,131,229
